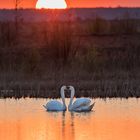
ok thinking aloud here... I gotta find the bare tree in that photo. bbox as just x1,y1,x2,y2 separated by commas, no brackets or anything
14,0,21,10
14,0,21,38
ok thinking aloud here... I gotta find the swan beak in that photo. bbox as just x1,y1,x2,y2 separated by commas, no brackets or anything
43,105,47,109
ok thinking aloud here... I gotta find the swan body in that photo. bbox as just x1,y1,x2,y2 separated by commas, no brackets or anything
70,102,95,112
43,100,66,111
43,86,67,111
68,86,95,112
71,98,91,108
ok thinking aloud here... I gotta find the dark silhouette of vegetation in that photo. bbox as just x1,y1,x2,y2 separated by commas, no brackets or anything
89,13,138,35
0,11,140,98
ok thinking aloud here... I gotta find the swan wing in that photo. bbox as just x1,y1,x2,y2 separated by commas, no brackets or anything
72,98,91,109
44,100,64,111
74,102,95,112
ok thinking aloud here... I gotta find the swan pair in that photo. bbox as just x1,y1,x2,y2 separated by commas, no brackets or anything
43,86,95,112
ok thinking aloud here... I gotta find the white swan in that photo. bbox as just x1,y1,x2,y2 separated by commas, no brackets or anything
68,86,95,112
43,86,67,111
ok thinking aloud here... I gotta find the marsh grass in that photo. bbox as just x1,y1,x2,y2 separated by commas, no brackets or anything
0,69,140,99
0,11,140,98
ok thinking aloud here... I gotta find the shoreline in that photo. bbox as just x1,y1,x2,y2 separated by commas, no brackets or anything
0,82,139,98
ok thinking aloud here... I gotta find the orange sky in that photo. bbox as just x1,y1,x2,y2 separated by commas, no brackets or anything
0,0,140,9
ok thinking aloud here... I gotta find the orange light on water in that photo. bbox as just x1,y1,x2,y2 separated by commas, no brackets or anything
36,0,67,9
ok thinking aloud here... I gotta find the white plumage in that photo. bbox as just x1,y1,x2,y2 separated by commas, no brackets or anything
68,86,95,112
43,86,67,111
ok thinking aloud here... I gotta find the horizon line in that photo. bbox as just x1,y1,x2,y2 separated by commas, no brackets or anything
0,6,140,10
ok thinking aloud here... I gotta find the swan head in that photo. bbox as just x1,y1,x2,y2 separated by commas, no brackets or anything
61,85,67,93
68,86,75,97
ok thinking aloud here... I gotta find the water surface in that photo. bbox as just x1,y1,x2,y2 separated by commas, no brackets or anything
0,98,140,140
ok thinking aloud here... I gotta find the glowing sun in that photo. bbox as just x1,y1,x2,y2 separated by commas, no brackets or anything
36,0,67,9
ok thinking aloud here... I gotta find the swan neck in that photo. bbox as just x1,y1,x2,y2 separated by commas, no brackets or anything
60,88,66,107
68,87,75,111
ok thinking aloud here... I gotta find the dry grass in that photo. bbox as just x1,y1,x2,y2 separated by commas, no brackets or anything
0,15,140,98
0,69,140,98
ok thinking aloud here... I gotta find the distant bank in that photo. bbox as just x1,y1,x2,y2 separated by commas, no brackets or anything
0,8,140,22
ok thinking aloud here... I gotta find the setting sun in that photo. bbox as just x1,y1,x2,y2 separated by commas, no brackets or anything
36,0,67,9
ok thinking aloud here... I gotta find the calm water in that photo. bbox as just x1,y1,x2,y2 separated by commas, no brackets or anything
0,98,140,140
